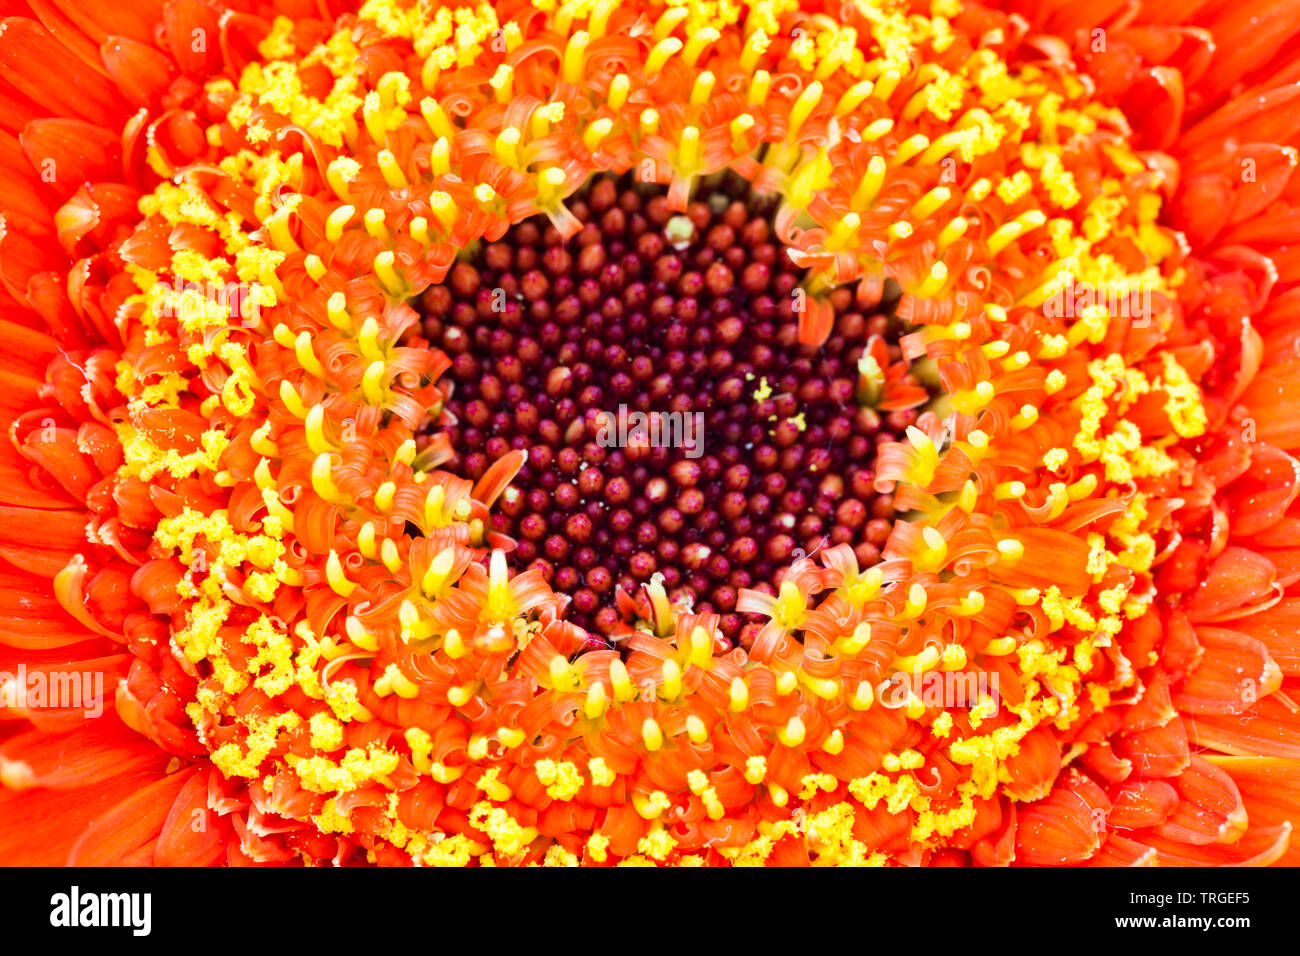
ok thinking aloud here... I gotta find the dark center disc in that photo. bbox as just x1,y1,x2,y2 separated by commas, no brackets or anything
412,173,924,641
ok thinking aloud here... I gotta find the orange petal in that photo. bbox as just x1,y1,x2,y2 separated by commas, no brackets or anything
1015,791,1102,865
1189,696,1300,758
1241,360,1300,450
1000,725,1061,801
0,565,107,649
1115,716,1191,778
18,117,121,199
0,18,125,125
1142,823,1292,866
68,766,200,865
162,0,221,76
1088,835,1158,866
1107,779,1179,830
1121,670,1176,733
472,448,525,509
1172,627,1283,715
100,35,175,109
61,0,175,45
1154,756,1248,845
0,505,93,577
1208,756,1300,865
154,767,234,866
0,718,169,789
1186,547,1279,623
0,763,169,864
1232,597,1300,676
0,317,58,377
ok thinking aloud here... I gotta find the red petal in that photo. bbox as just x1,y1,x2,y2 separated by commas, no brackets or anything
0,18,124,125
0,763,169,864
1189,696,1300,758
1225,443,1299,538
154,767,231,865
69,766,200,865
1014,778,1104,865
21,0,111,75
1154,756,1248,845
0,133,58,236
1121,671,1176,733
100,35,175,109
1171,173,1232,246
1000,725,1061,801
1142,823,1292,866
1088,835,1158,866
42,0,166,47
1189,0,1300,106
1227,143,1297,225
0,316,57,376
0,718,168,788
0,649,128,730
19,117,122,199
0,565,104,649
1186,547,1279,623
1212,756,1300,864
1108,780,1179,830
1172,627,1283,714
0,221,58,302
1233,598,1300,676
0,505,92,577
1241,359,1300,449
162,0,221,76
1115,716,1191,778
54,181,141,254
1179,83,1300,164
1123,66,1183,151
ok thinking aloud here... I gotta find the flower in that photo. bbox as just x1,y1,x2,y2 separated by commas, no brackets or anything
0,0,1298,867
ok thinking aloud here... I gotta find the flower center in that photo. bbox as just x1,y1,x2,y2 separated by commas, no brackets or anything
414,174,927,640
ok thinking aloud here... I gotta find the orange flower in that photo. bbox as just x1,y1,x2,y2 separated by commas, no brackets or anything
0,0,1298,867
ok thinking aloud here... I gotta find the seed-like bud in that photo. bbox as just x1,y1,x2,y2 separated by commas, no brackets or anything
645,476,670,503
728,537,759,563
565,514,594,542
544,534,571,561
836,499,868,530
678,488,706,515
866,517,893,545
586,566,613,593
554,482,579,509
606,477,631,504
669,460,701,487
658,509,685,534
682,542,712,571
